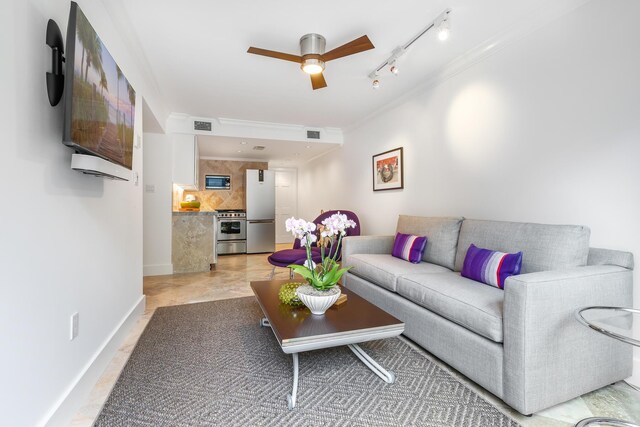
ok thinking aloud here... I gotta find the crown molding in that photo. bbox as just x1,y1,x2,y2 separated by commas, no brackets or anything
345,0,593,134
199,156,267,162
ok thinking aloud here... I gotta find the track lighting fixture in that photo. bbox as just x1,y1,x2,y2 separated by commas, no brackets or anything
367,8,451,88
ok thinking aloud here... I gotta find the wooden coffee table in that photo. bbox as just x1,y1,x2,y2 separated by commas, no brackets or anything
250,279,405,409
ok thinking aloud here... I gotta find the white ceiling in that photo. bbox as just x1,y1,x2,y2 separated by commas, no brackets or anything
112,0,557,130
114,0,581,164
197,135,341,167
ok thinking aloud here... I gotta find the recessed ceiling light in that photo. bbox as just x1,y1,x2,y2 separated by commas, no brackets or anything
237,150,243,153
306,145,311,149
240,141,247,145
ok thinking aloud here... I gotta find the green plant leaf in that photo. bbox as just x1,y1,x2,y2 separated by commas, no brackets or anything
288,265,315,281
322,264,340,284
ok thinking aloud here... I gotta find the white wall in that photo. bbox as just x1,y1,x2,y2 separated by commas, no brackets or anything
143,133,173,275
298,148,348,220
300,0,640,374
0,0,166,425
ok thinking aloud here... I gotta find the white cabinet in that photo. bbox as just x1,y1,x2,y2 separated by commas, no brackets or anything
172,134,199,190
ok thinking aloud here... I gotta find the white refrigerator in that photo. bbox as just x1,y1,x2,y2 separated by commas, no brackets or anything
245,169,276,253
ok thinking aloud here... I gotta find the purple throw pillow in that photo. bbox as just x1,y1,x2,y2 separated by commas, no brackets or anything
392,233,428,264
461,244,523,289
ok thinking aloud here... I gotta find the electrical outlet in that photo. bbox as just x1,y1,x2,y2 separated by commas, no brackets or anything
70,312,79,340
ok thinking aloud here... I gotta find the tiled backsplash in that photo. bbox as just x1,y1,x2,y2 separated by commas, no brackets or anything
173,159,268,211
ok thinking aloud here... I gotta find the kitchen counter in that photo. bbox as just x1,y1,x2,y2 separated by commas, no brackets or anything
172,211,217,216
172,213,217,273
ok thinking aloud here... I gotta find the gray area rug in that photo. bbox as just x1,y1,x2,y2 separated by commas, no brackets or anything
95,297,519,427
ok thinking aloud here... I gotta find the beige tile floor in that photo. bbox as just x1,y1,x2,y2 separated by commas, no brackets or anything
71,246,640,426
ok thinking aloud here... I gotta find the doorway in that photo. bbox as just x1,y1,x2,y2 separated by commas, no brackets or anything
274,168,298,244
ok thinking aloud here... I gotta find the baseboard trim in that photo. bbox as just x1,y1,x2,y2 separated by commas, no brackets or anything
41,295,146,427
143,263,173,276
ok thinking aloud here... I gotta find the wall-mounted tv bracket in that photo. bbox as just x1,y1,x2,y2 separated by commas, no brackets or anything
46,19,65,106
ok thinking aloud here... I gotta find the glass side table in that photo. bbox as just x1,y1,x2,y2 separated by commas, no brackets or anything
575,307,640,427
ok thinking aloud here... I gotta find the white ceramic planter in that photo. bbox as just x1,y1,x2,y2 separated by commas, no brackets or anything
296,285,341,315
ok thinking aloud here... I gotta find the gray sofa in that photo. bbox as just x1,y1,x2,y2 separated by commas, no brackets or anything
342,215,634,415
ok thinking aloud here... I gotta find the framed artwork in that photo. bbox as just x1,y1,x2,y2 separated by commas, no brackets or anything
372,147,403,191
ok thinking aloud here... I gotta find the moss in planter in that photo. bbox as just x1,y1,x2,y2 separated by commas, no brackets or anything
278,282,305,307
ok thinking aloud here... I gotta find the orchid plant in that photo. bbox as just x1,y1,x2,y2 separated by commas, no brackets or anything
285,212,357,291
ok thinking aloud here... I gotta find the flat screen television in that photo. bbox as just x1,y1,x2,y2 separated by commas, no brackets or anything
63,1,135,170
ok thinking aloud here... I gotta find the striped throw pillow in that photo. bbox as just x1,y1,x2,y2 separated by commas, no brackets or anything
461,244,523,289
392,233,428,264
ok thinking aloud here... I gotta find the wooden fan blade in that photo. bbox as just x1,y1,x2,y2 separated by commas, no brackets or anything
321,35,374,62
310,72,327,90
247,47,302,63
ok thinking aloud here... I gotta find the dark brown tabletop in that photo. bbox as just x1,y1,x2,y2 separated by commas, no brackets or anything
250,280,405,354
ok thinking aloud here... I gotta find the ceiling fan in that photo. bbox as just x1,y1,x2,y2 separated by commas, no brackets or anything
247,34,375,90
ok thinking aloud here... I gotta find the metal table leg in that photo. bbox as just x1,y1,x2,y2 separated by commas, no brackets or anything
576,417,639,427
287,353,299,410
348,343,396,383
260,318,298,409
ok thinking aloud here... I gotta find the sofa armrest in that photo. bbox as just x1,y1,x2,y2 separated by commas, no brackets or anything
588,247,634,269
503,265,633,415
342,235,394,265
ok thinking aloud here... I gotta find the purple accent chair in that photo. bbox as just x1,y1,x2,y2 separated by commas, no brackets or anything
268,210,361,279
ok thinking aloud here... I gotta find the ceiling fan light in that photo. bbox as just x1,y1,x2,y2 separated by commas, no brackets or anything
301,58,325,74
302,64,324,74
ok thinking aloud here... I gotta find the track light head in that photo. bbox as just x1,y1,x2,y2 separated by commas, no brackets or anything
390,63,399,75
437,18,451,41
372,79,380,89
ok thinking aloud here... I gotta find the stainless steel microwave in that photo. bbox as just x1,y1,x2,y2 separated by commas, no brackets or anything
205,175,231,190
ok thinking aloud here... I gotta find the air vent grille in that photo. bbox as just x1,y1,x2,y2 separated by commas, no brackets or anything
307,130,321,139
194,120,212,131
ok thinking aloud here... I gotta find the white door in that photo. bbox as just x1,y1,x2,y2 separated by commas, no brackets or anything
274,168,298,244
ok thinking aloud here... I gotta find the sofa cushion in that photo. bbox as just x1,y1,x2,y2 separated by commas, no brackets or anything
461,244,523,289
397,272,505,342
454,219,590,273
392,233,428,263
396,216,464,270
348,254,450,292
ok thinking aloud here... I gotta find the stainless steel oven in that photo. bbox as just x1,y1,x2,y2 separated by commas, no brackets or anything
216,210,247,255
